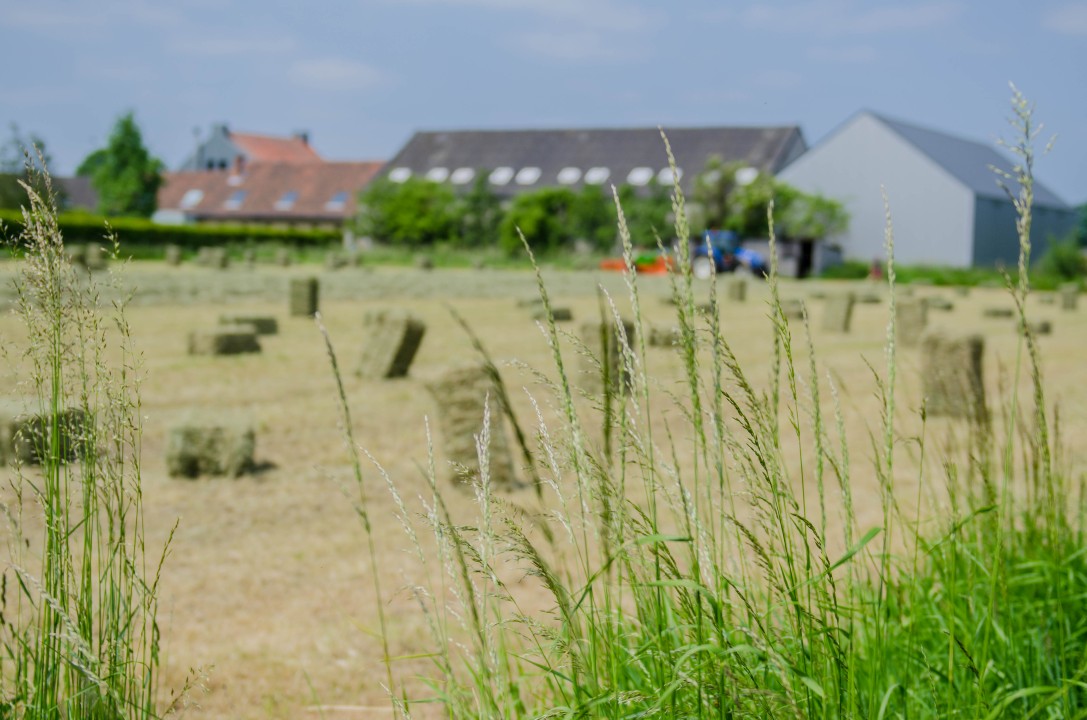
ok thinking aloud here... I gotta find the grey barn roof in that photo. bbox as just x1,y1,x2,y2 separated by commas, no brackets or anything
382,125,806,193
870,112,1069,208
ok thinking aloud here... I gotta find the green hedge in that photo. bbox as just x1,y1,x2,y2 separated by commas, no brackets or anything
0,210,340,254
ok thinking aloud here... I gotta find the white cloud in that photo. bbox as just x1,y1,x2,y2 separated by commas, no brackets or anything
288,59,385,92
740,0,963,36
1042,2,1087,35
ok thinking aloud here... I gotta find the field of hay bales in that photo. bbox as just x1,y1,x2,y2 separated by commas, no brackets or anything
1,261,1085,719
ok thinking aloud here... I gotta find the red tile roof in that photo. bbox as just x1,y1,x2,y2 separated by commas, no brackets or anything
157,161,384,223
230,132,324,164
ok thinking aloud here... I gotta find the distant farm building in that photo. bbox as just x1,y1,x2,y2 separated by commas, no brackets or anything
778,111,1077,268
380,125,807,197
155,125,383,229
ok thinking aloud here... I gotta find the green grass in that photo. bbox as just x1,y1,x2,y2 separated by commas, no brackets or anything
0,173,173,717
321,89,1087,718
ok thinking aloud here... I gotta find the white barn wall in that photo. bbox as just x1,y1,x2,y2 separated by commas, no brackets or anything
779,114,975,267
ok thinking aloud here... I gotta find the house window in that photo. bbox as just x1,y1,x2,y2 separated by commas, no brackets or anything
389,167,412,183
426,167,449,182
325,191,349,211
451,168,475,185
657,167,682,184
490,167,514,186
275,191,299,211
179,189,204,210
557,167,582,185
584,167,610,185
627,167,653,186
515,167,542,185
224,190,247,210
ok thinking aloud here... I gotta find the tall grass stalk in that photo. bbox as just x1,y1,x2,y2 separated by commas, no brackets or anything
0,166,171,718
329,90,1087,718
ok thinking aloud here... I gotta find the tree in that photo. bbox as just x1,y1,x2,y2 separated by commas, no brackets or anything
356,177,459,246
615,184,673,247
82,112,164,217
690,156,744,229
499,188,575,254
457,173,504,247
0,124,64,210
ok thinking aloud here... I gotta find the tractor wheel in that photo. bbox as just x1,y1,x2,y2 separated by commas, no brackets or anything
691,256,714,280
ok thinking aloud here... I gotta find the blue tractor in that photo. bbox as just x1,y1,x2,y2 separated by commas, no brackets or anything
689,229,767,279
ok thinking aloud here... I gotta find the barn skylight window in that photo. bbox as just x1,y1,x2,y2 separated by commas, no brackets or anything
657,167,682,184
451,168,475,185
735,167,759,186
179,189,204,209
426,167,449,182
627,167,653,186
389,167,412,183
516,167,542,185
490,167,514,185
275,190,299,211
584,167,610,185
557,167,582,185
223,190,247,210
325,191,349,211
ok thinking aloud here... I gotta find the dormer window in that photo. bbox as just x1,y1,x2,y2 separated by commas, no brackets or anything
584,167,610,185
425,167,449,182
179,189,204,210
450,168,475,185
515,167,542,185
224,190,247,210
325,191,349,211
557,167,582,185
489,167,514,186
275,190,299,211
389,167,412,183
657,167,682,184
627,167,653,186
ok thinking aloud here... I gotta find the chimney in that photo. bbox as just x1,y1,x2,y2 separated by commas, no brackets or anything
233,154,246,176
294,130,310,145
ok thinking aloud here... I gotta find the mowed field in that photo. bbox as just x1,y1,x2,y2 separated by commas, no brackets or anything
1,262,1085,719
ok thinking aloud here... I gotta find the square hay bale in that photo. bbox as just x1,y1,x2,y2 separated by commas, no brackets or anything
83,244,107,272
924,296,954,312
164,245,183,266
242,248,257,268
1024,320,1052,336
821,292,855,332
414,255,434,270
324,252,348,271
1039,294,1056,305
982,307,1014,318
357,310,427,379
516,297,545,309
1060,283,1079,311
857,292,882,304
532,307,573,322
896,299,927,347
218,314,279,335
647,324,682,348
0,401,88,466
166,419,254,478
779,298,806,321
425,364,518,489
921,332,986,421
274,248,292,267
188,328,261,356
64,245,86,267
578,319,635,395
726,278,747,302
954,286,970,297
196,247,229,269
289,277,319,317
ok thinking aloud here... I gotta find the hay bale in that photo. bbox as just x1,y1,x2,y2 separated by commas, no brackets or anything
1039,294,1056,305
357,310,426,379
857,292,882,304
164,245,183,266
188,328,261,355
242,248,257,268
325,252,348,271
808,290,827,300
166,419,254,478
696,301,716,316
197,247,228,269
647,324,682,348
982,307,1014,318
274,248,292,267
516,297,545,309
532,307,573,322
924,296,954,311
65,245,86,267
84,244,107,272
896,299,927,347
1024,320,1052,336
0,401,87,466
219,315,278,335
415,255,434,270
1060,282,1079,311
578,319,635,395
780,298,805,321
425,364,518,488
921,332,986,421
821,292,855,332
289,277,319,317
954,286,970,297
726,278,747,302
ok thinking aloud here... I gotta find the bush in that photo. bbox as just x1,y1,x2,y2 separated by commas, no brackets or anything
356,177,459,247
498,187,575,254
1036,233,1086,281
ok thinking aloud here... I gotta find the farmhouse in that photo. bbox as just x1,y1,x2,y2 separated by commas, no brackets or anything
777,111,1077,268
155,125,383,229
381,125,807,196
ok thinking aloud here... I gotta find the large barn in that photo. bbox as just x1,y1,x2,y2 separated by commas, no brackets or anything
381,125,807,196
777,111,1077,268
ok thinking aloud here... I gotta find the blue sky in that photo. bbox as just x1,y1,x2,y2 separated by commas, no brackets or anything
1,0,1085,204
